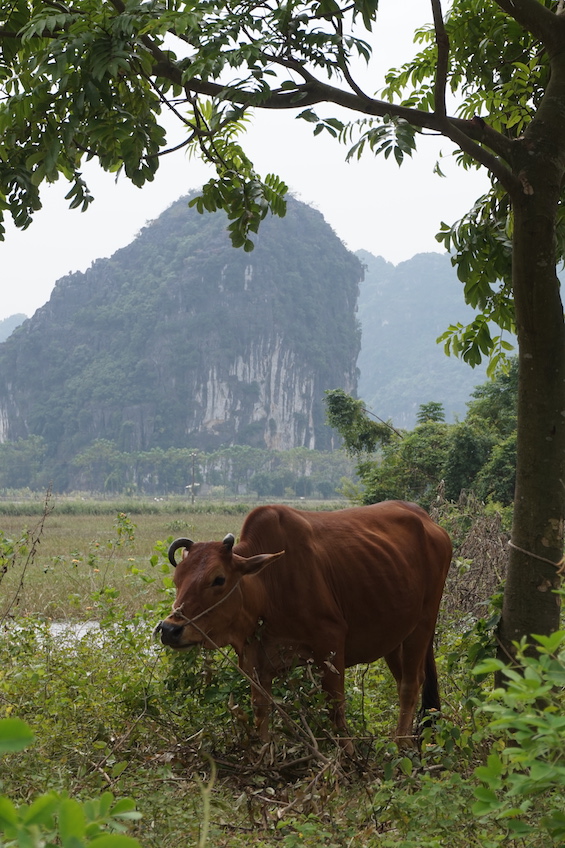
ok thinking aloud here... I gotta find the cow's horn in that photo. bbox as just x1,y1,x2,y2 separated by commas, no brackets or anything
222,533,235,550
168,538,193,567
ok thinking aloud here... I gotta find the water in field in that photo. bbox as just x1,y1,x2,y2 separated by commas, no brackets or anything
49,620,100,640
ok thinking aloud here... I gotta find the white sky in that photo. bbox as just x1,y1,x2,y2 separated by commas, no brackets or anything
1,0,489,322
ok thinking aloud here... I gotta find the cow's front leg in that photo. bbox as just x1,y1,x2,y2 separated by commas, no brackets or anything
250,671,273,741
320,651,353,754
239,649,273,741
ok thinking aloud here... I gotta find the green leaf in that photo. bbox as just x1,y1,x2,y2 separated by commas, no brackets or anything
22,792,59,826
473,786,499,805
532,630,565,655
474,753,503,787
399,757,413,776
110,761,129,779
89,835,143,848
0,718,35,754
541,810,565,839
505,818,534,835
110,798,140,819
472,658,506,675
297,109,320,123
0,797,18,829
472,785,501,817
96,792,115,819
58,798,86,844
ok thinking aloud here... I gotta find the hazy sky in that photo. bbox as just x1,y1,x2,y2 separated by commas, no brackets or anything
1,0,489,322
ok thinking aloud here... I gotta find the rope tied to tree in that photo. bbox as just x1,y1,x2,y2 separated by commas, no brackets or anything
508,540,565,575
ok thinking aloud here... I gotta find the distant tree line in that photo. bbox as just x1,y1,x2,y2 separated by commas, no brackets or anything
1,363,517,505
0,442,355,499
0,197,361,467
326,359,518,509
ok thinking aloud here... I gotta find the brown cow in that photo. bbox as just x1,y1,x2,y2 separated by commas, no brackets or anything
155,501,451,748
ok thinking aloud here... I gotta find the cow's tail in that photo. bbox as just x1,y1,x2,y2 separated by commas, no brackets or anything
418,636,441,731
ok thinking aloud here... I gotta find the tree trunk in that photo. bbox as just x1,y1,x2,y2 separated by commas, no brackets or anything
497,162,565,659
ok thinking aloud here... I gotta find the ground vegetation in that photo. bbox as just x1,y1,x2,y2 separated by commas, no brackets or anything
0,499,563,846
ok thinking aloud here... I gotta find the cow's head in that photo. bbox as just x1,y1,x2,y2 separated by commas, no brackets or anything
155,533,284,650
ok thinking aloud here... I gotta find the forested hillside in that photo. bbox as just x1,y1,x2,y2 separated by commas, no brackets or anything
0,314,26,343
1,250,503,445
0,196,361,489
0,199,517,494
356,251,506,428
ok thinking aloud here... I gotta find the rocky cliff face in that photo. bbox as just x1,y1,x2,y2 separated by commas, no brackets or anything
192,336,317,450
0,196,361,481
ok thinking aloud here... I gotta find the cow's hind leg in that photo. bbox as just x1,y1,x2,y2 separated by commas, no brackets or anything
384,645,403,691
384,645,416,746
386,631,433,747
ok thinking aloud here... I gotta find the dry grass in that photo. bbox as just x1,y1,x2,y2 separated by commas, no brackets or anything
433,494,510,628
0,506,246,622
1,494,512,628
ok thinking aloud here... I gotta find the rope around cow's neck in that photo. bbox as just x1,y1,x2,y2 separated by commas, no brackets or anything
164,584,341,767
170,577,243,625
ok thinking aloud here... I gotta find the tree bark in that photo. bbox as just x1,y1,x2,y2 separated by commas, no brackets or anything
497,106,565,657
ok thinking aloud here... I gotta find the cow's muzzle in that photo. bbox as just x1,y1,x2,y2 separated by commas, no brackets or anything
155,619,187,647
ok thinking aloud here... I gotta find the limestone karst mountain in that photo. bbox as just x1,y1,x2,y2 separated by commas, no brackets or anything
0,195,362,487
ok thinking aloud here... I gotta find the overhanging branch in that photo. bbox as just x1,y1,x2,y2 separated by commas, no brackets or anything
108,0,519,195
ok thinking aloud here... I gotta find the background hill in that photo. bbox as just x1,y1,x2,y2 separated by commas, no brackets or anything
0,196,361,488
0,198,511,492
0,314,27,343
356,250,506,428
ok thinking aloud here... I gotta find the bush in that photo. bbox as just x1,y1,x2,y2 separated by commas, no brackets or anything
368,623,565,847
474,433,517,505
471,630,565,843
0,718,142,848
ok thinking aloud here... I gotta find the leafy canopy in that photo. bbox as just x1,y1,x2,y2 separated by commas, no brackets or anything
0,0,561,358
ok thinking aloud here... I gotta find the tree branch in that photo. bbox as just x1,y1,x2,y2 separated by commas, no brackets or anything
494,0,565,52
152,56,519,194
431,0,449,119
108,0,519,195
426,0,519,195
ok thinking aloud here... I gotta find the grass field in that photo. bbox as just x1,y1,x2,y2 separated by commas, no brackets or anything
0,502,249,621
0,499,346,621
1,498,564,847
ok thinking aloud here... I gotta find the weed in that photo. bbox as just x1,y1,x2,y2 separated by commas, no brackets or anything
0,719,143,847
1,496,564,847
471,628,565,843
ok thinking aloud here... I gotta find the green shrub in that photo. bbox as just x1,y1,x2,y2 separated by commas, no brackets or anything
0,718,142,848
472,630,565,843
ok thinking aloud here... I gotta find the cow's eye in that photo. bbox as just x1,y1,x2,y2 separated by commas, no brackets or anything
211,575,226,587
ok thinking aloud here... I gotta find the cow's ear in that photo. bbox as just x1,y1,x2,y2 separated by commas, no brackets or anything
232,551,284,576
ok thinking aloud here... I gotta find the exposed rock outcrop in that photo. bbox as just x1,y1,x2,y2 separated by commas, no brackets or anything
0,195,361,484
